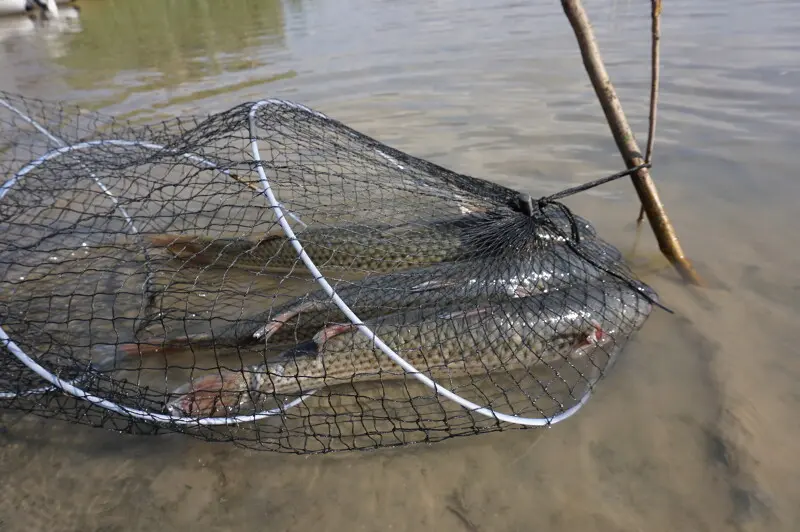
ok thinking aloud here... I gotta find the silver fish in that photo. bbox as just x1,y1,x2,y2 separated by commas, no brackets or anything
166,276,657,417
96,236,625,368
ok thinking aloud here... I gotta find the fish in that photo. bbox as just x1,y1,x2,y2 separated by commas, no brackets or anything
94,236,626,369
146,205,598,273
238,236,627,344
165,276,658,417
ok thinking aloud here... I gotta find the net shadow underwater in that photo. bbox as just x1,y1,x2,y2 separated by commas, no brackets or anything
0,91,663,454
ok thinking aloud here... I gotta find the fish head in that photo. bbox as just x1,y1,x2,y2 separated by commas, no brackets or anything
577,277,659,339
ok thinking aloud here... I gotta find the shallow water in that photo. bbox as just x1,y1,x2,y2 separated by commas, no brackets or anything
2,0,800,530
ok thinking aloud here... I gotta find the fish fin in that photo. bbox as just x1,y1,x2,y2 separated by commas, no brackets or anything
277,339,320,360
252,300,325,341
409,279,457,292
313,322,359,345
262,226,289,239
166,371,250,417
513,283,547,298
146,234,221,265
437,306,493,320
252,319,285,342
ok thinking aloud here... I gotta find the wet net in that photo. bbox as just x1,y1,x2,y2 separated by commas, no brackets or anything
0,91,661,453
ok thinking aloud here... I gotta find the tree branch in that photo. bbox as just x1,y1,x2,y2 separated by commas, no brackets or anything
560,0,703,286
637,0,662,224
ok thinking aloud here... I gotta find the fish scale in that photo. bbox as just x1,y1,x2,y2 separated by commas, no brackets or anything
146,205,598,273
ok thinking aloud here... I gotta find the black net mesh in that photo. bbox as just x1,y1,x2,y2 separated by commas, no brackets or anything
0,91,660,453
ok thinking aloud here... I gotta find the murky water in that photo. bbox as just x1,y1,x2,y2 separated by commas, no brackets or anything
2,0,800,530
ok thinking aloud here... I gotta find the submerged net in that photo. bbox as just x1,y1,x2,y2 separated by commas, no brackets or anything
0,91,661,453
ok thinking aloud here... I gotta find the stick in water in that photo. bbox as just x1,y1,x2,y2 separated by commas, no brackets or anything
560,0,703,286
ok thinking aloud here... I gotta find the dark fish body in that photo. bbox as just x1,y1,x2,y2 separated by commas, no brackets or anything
166,276,657,417
147,222,466,273
147,205,598,273
245,235,626,344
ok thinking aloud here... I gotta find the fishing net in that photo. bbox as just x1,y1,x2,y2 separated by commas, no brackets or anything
0,91,661,453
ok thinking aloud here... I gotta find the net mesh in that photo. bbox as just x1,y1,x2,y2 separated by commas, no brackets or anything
0,92,660,453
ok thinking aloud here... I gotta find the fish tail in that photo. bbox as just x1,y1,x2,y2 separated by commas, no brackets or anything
146,234,221,265
252,299,330,343
166,370,251,417
313,322,359,346
91,335,212,371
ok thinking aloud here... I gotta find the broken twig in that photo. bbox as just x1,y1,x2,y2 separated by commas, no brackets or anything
637,0,662,224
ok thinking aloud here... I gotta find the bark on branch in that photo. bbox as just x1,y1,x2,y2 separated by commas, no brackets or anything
638,0,662,224
560,0,703,286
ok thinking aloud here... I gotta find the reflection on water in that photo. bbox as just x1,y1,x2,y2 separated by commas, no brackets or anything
57,0,290,107
1,0,296,118
2,0,800,530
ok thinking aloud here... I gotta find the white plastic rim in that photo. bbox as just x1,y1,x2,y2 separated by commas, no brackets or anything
0,97,314,425
246,99,600,427
0,96,600,428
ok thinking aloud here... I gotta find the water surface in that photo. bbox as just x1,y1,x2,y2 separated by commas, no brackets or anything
1,0,799,530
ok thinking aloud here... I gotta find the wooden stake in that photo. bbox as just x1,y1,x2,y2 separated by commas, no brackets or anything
560,0,703,286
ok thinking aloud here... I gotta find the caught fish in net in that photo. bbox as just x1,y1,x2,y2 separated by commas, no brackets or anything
0,91,663,453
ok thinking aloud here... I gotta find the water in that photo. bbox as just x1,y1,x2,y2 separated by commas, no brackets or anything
1,0,799,530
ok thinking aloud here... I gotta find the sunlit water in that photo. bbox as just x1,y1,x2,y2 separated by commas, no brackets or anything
2,0,800,530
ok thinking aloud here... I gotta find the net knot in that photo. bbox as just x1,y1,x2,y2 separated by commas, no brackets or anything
510,162,672,315
512,162,654,245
